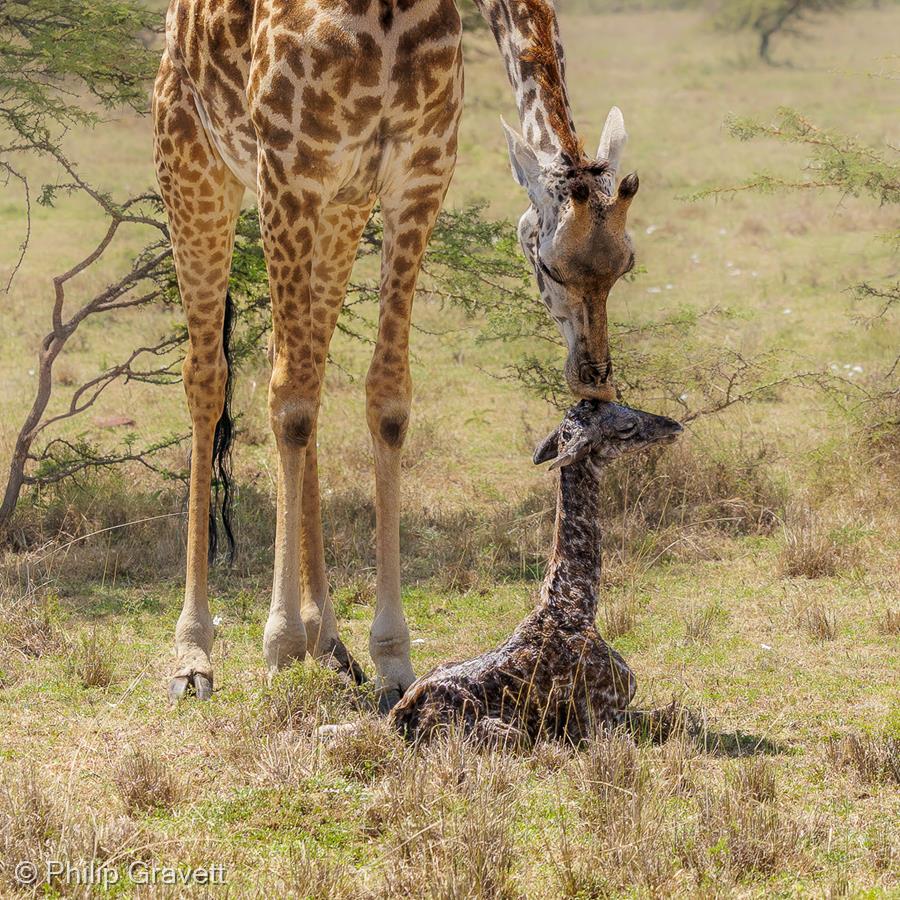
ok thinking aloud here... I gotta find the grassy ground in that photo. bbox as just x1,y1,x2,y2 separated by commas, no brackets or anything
0,6,898,897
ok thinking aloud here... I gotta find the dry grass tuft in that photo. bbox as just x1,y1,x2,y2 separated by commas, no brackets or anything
692,780,807,879
66,627,117,688
276,846,362,899
799,601,838,642
778,507,862,579
373,732,520,899
727,757,778,803
866,828,899,874
826,734,900,786
0,766,150,892
603,591,639,638
322,715,404,782
683,602,721,644
260,661,361,734
0,587,64,659
564,731,674,892
878,607,900,635
602,437,785,541
113,748,183,813
252,730,314,788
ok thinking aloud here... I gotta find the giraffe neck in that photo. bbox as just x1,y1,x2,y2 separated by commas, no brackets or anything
539,456,603,621
473,0,582,162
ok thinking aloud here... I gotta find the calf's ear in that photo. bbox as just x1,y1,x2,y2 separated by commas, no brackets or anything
533,425,562,465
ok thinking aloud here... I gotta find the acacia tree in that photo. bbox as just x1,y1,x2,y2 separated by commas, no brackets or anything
699,105,899,444
714,0,856,63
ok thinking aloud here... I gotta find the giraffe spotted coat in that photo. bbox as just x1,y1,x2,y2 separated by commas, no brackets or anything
391,401,684,746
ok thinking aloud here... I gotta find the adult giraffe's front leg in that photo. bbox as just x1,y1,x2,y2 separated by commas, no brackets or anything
299,198,374,684
258,170,326,674
153,54,244,701
368,169,456,711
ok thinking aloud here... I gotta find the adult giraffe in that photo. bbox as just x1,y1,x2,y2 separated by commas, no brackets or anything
153,0,639,708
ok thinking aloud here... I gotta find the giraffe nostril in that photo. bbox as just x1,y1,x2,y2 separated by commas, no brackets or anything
579,361,600,384
579,360,611,385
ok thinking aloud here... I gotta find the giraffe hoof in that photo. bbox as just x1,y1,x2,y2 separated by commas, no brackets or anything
321,639,369,686
378,687,403,715
168,672,213,703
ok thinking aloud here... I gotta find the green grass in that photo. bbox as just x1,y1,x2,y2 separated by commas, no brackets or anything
0,6,898,897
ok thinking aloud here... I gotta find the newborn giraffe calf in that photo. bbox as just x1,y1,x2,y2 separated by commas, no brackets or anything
389,400,683,747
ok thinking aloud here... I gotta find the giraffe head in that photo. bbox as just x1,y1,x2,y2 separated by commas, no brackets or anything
533,400,682,470
503,107,637,401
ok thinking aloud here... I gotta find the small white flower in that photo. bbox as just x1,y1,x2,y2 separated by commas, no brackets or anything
691,253,701,264
665,283,674,290
212,615,223,628
725,260,734,268
28,369,35,376
645,224,659,235
782,308,792,315
411,638,426,646
852,365,863,373
679,392,689,402
760,643,773,651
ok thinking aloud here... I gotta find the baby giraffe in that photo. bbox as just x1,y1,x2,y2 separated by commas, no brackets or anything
390,400,683,747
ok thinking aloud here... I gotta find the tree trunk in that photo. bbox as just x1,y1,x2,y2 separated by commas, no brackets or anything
759,29,772,64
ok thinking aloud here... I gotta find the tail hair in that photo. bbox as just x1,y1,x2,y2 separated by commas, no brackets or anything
209,290,236,565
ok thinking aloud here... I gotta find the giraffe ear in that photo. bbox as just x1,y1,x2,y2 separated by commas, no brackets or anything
501,118,545,205
548,438,591,471
597,106,627,180
533,426,562,465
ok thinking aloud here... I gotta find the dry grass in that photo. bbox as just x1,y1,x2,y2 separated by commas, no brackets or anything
878,607,900,635
826,734,900,786
323,716,404,782
370,732,520,899
0,766,152,895
602,590,639,638
692,772,809,879
727,757,778,803
602,437,785,541
275,847,362,900
65,627,116,688
798,601,839,642
0,586,64,660
683,601,721,644
112,748,183,813
260,661,368,734
778,507,862,579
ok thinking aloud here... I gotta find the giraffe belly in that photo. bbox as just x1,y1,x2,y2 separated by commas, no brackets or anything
190,89,258,192
165,0,462,199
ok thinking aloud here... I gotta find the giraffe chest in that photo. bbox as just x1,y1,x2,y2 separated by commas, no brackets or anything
165,0,463,196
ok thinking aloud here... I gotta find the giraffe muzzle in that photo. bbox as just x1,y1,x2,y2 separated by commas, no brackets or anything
567,354,615,401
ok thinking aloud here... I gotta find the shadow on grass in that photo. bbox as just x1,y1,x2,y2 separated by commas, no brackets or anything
693,727,792,758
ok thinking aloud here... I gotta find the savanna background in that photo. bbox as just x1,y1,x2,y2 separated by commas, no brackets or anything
0,0,897,896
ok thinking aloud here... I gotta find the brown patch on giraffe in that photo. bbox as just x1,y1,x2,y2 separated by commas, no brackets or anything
280,409,315,448
379,413,408,448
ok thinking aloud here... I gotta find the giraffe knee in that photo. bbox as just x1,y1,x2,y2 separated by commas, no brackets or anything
378,412,408,449
367,391,410,450
270,399,317,449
